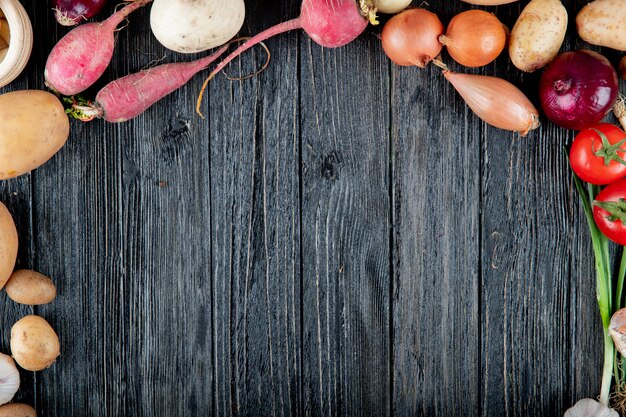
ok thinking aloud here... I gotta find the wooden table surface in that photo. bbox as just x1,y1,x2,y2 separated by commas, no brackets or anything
1,0,623,416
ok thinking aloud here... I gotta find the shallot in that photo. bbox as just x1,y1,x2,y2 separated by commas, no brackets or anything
53,0,108,26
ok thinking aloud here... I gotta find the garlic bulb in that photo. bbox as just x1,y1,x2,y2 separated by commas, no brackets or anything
0,353,19,406
564,399,618,417
610,308,626,356
374,0,412,14
0,0,33,88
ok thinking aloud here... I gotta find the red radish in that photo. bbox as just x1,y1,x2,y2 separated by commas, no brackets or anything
53,0,108,26
45,0,152,96
195,0,369,115
67,44,230,123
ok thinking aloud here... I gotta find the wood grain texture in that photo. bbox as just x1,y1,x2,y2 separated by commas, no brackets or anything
390,1,481,415
209,1,302,416
299,24,391,417
0,0,619,416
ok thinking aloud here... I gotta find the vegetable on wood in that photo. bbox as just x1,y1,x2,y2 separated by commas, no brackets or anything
44,0,152,96
509,0,567,72
0,403,36,417
372,0,411,14
150,0,245,53
53,0,108,26
539,50,618,131
577,0,626,52
569,124,626,185
439,10,507,68
0,202,17,291
381,8,444,67
0,354,19,406
5,270,57,306
67,43,230,122
0,90,70,180
593,178,626,246
10,315,60,371
195,0,369,115
439,66,539,135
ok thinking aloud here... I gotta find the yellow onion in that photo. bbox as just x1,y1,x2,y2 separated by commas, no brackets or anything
439,10,507,68
381,8,444,67
443,70,539,135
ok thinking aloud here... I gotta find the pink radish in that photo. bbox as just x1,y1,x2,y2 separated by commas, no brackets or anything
53,0,108,26
45,0,152,96
67,44,230,122
196,0,369,114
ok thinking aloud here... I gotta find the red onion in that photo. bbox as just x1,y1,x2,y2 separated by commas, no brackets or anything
539,50,618,131
54,0,108,26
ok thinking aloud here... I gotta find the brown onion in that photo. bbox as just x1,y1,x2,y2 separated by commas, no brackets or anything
443,70,539,135
439,10,507,68
381,8,444,67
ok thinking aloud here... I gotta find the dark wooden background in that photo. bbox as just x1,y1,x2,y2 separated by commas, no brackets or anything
1,0,624,415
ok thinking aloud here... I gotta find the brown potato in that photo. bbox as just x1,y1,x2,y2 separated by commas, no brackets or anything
509,0,567,72
0,403,36,417
577,0,626,51
0,90,70,180
0,203,17,291
5,270,56,305
10,316,60,371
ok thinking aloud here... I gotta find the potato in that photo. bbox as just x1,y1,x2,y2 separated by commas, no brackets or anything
577,0,626,51
5,270,56,305
0,403,36,417
0,203,17,291
509,0,567,72
0,90,70,180
10,315,60,371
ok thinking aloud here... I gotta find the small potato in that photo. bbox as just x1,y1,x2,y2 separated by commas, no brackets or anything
5,270,56,305
10,316,60,371
0,203,18,291
0,403,36,417
0,91,70,180
509,0,568,72
577,0,626,51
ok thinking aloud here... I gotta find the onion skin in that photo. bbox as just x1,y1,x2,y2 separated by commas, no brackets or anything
381,8,444,67
539,50,618,131
439,10,507,68
444,71,539,135
53,0,108,26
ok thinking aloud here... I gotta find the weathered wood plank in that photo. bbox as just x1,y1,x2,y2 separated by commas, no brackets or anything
390,2,481,415
299,26,391,417
480,2,587,415
209,1,302,416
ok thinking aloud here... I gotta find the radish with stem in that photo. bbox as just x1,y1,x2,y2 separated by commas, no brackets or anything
195,0,371,116
45,0,152,96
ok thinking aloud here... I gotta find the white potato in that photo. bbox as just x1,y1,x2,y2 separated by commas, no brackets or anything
577,0,626,51
509,0,567,72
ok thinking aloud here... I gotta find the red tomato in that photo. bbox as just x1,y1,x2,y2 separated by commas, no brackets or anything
593,178,626,245
570,123,626,185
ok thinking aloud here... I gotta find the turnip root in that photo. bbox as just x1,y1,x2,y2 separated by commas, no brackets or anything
67,43,229,122
150,0,245,53
196,0,369,115
577,0,626,52
45,0,152,96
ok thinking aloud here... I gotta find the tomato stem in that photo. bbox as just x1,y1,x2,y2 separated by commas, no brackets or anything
594,199,626,225
592,128,626,167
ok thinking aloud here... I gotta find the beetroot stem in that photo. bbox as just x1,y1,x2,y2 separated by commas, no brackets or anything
196,17,303,117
